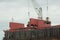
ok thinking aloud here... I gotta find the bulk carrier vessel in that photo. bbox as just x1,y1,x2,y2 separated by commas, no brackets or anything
3,0,60,40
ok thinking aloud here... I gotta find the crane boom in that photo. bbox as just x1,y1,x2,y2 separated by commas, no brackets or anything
31,0,43,20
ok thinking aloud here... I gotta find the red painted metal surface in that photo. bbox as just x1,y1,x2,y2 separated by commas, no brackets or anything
38,20,45,28
4,29,20,32
44,23,51,27
30,18,38,25
10,22,24,29
29,18,51,29
38,20,51,29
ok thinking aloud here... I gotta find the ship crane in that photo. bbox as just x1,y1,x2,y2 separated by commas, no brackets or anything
31,0,43,20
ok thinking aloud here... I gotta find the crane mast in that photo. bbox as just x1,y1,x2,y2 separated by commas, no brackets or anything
31,0,43,20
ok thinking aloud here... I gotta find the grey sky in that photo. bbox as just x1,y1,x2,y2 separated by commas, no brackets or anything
0,0,60,40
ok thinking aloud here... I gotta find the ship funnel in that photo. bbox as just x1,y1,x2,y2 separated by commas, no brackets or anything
46,17,49,21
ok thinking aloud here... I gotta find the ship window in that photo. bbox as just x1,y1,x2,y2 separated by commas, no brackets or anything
31,24,34,26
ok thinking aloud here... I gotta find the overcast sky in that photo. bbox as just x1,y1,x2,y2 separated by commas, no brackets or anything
0,0,60,40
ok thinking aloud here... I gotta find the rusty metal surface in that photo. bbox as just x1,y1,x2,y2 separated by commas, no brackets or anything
3,28,60,40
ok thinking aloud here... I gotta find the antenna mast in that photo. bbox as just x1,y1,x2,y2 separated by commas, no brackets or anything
46,0,49,21
12,17,14,22
28,0,30,21
47,0,48,16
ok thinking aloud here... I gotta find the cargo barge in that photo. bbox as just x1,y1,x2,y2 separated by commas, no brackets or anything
3,0,60,40
3,18,60,40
